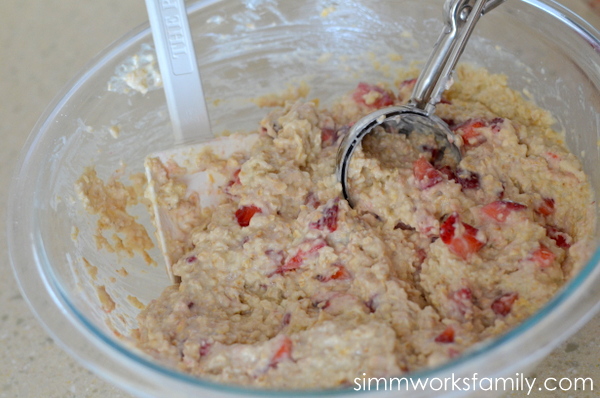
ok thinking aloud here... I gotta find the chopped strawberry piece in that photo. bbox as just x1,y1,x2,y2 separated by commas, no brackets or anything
418,145,441,163
536,197,555,216
440,213,485,260
235,205,262,227
199,341,212,357
394,220,415,231
269,336,293,368
414,156,444,189
490,117,505,133
352,82,395,108
265,249,285,267
224,169,242,194
491,292,518,316
321,127,339,147
453,288,472,301
439,166,481,190
317,264,352,282
481,200,527,222
455,169,480,190
442,118,456,126
231,169,241,184
365,296,377,313
497,184,506,200
312,295,331,310
330,265,351,280
449,287,473,316
272,239,327,276
453,118,488,148
529,243,556,268
435,326,455,343
304,191,321,209
546,226,572,249
437,165,456,181
415,248,427,266
309,199,339,232
277,253,304,275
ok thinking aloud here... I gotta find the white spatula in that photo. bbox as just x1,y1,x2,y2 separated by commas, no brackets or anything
144,0,256,282
145,0,210,144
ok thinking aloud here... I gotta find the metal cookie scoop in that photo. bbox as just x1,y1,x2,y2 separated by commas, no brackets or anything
336,0,505,207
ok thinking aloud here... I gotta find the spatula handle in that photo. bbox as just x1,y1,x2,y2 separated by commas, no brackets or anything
145,0,212,144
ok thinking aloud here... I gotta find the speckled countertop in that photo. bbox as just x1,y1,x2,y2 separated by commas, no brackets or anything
1,1,599,397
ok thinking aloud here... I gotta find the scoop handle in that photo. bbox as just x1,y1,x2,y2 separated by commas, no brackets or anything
145,0,212,145
409,0,505,114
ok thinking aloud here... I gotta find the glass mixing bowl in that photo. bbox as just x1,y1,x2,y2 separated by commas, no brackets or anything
8,0,600,397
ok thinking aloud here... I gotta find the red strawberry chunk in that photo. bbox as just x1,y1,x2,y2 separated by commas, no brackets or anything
481,200,527,222
224,169,242,194
435,326,455,343
453,118,488,148
365,296,377,313
352,82,395,108
440,213,485,260
529,243,555,268
309,200,339,232
329,265,351,280
418,145,441,163
273,239,327,276
438,166,481,190
490,118,505,133
235,205,262,227
415,248,427,267
450,288,473,316
277,253,303,275
230,169,241,185
317,264,352,282
199,341,212,357
438,165,456,180
394,220,415,231
491,292,518,316
455,169,480,190
321,127,339,147
536,197,555,216
414,156,443,189
304,191,321,209
546,226,572,249
269,336,293,368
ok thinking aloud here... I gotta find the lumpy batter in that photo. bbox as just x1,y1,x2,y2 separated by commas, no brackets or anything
134,65,595,389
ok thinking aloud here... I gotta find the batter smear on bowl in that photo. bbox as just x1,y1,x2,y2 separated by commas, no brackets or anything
134,65,595,389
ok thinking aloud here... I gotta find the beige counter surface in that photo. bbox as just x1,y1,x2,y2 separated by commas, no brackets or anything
0,1,598,397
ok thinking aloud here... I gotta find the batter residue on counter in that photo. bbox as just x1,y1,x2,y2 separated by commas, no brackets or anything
133,65,595,389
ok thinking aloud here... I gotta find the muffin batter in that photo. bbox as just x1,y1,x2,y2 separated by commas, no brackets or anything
134,65,595,389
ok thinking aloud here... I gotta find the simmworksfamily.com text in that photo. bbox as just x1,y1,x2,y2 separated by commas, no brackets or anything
353,373,594,395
